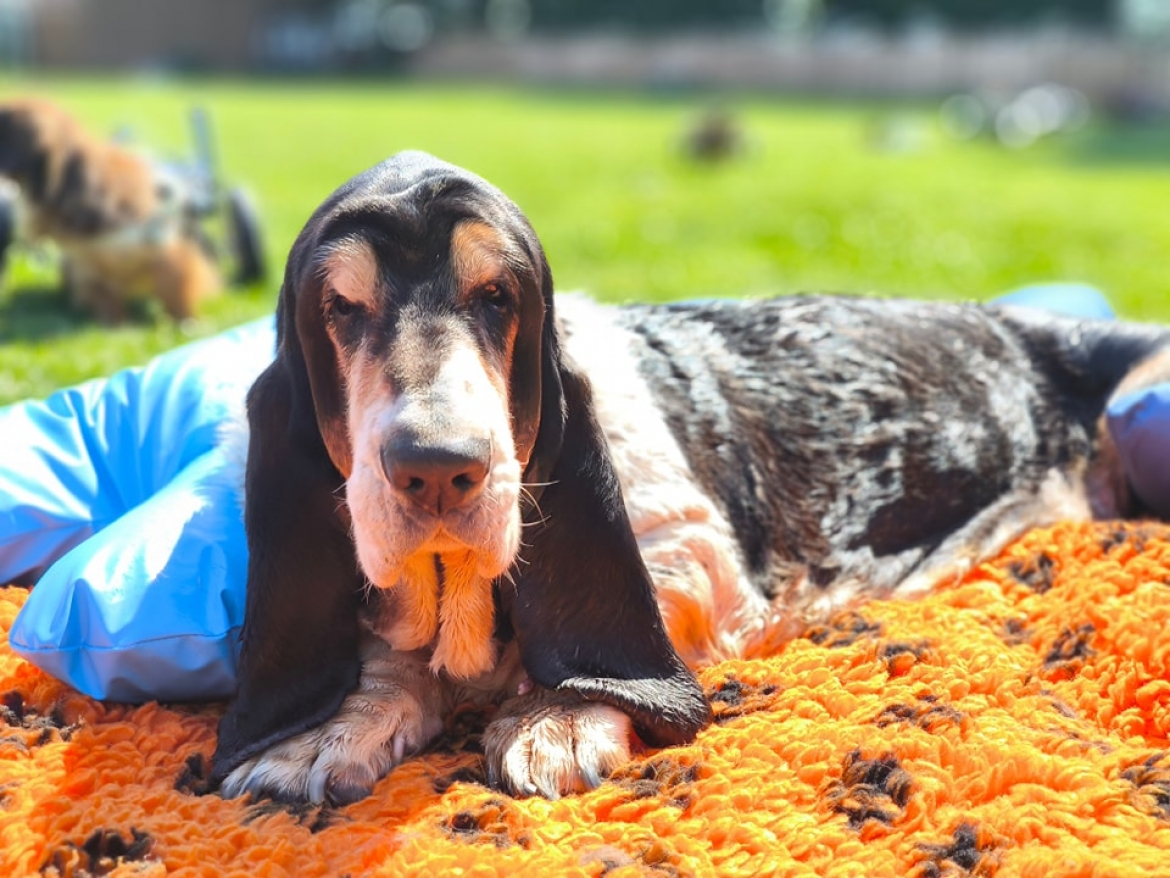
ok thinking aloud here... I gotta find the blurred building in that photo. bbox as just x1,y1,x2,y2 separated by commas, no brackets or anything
10,0,284,71
3,0,1170,108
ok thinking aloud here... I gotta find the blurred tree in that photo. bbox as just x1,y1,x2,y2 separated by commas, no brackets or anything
823,0,1109,28
516,0,1111,32
526,0,767,32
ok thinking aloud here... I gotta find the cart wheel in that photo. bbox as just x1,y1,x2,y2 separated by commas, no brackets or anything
226,187,266,285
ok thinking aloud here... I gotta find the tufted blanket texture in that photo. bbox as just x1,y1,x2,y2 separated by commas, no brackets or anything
3,520,1170,877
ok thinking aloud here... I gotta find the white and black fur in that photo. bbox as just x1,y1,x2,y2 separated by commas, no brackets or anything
211,151,1170,806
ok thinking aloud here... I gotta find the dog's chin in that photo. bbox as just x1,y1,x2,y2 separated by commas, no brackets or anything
351,502,521,592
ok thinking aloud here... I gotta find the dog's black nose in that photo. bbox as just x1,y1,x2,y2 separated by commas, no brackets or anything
382,431,491,515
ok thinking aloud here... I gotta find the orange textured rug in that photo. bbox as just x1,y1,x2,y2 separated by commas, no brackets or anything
4,519,1170,877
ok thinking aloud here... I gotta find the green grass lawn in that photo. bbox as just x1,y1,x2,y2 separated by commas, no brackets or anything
1,76,1169,403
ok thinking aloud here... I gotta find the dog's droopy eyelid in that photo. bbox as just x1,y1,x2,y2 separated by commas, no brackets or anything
324,290,367,321
477,281,513,310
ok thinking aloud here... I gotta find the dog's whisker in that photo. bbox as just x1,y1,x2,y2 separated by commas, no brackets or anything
518,483,552,524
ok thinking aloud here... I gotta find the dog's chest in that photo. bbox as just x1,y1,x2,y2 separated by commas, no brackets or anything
360,581,527,705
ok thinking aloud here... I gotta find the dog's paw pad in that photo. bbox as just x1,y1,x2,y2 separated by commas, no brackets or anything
219,688,439,806
484,692,632,799
220,736,323,803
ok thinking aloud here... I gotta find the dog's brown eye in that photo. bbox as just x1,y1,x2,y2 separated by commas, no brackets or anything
479,282,511,311
326,294,363,320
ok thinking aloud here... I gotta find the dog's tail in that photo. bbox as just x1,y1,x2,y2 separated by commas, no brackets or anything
996,304,1170,409
997,303,1170,518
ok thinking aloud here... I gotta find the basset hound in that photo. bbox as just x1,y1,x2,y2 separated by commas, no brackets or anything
211,150,1170,805
0,98,219,322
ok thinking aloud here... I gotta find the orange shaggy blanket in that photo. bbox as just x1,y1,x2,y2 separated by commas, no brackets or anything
4,519,1170,877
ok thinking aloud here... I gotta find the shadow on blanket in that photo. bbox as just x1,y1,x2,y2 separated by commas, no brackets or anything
3,519,1170,877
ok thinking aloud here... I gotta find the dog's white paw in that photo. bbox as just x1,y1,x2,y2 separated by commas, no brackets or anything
484,689,632,799
221,651,443,806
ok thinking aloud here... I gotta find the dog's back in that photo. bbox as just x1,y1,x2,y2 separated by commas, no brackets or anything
558,294,1170,660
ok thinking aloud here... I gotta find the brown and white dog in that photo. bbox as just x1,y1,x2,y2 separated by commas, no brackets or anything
211,151,1170,805
0,98,219,322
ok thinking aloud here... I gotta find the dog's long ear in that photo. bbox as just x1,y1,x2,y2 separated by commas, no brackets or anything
211,277,363,785
293,252,354,478
510,340,711,748
509,242,563,479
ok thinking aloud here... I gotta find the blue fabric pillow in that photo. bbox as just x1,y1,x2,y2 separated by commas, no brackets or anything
1107,385,1170,519
992,282,1116,321
10,446,249,701
5,317,274,701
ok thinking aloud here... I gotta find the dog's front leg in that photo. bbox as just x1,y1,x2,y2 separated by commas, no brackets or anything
220,636,444,806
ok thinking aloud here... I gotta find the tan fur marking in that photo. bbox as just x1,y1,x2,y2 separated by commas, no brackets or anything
450,220,522,416
324,243,383,480
1117,347,1170,393
451,220,513,295
320,236,379,310
376,549,497,679
344,346,381,420
430,550,497,679
382,554,442,650
476,342,512,404
333,336,389,482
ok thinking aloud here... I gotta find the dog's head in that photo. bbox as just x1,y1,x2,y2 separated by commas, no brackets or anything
281,152,560,599
212,153,708,789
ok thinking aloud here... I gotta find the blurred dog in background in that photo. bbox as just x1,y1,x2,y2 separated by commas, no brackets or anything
0,98,220,323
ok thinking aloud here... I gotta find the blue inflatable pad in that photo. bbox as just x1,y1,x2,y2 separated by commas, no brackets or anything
5,317,274,701
1107,384,1170,519
993,283,1116,320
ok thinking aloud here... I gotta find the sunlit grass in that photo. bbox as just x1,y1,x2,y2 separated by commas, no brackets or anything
1,75,1168,403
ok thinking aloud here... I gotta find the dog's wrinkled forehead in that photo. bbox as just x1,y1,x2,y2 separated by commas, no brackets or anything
303,151,541,296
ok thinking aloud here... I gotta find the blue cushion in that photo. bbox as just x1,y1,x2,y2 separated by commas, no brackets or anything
5,318,274,701
992,283,1116,320
1107,384,1170,519
10,446,249,701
